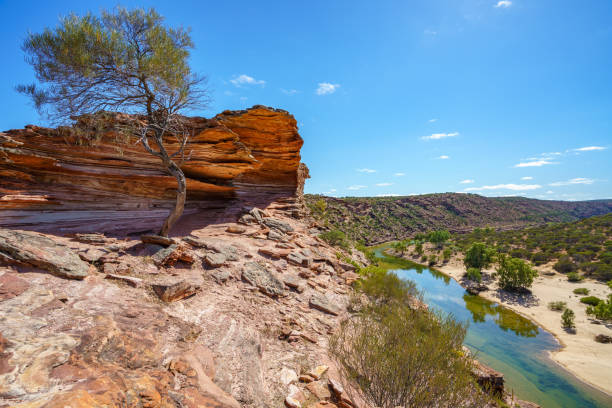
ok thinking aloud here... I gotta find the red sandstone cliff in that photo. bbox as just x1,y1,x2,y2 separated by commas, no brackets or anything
0,105,309,233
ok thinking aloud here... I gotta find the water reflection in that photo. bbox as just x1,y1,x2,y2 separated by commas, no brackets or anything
463,294,539,337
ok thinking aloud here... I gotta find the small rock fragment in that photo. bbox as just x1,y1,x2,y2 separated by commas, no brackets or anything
299,374,315,383
105,273,143,288
226,225,246,234
152,280,200,302
280,367,298,385
140,234,176,247
306,381,332,400
328,378,344,396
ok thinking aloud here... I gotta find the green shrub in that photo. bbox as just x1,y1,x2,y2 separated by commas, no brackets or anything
586,294,612,321
531,252,549,266
608,280,612,290
415,242,424,255
553,256,577,274
573,288,589,295
548,301,567,311
420,255,427,262
357,267,419,308
561,308,575,329
427,230,451,248
464,243,495,270
567,272,583,282
428,254,437,266
580,296,602,306
466,267,482,283
495,254,538,291
442,248,452,262
330,303,489,407
320,229,349,250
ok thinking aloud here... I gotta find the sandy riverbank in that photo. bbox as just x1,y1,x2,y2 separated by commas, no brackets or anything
437,259,612,396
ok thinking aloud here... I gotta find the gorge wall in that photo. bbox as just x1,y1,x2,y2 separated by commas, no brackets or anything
0,105,309,234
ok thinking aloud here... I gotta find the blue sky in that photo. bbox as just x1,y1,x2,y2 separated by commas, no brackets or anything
1,0,610,200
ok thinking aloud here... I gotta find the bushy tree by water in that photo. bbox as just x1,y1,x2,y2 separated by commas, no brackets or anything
463,242,495,270
495,254,538,291
18,7,208,236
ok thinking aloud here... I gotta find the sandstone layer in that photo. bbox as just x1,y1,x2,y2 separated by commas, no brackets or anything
0,106,308,234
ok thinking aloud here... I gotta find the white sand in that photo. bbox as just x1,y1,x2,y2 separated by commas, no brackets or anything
438,259,612,396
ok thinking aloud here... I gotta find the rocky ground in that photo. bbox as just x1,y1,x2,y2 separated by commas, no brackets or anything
0,206,362,408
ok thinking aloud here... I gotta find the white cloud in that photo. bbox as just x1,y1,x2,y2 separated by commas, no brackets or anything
514,159,556,168
281,88,298,95
549,177,595,187
316,83,340,95
377,194,401,197
347,185,367,190
574,146,607,152
421,132,459,141
356,168,377,173
546,190,554,194
460,179,474,184
465,184,542,192
429,118,438,123
230,74,265,87
438,155,450,160
521,176,533,180
376,182,393,187
323,188,337,195
394,172,405,176
494,1,512,8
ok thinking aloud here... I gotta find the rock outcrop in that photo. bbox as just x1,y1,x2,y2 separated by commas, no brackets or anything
0,106,308,234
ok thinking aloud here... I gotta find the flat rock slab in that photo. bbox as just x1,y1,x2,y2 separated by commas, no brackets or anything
141,234,176,247
242,262,285,297
309,294,341,316
0,229,89,280
263,218,293,233
0,273,30,300
152,280,201,302
105,273,143,288
205,252,227,268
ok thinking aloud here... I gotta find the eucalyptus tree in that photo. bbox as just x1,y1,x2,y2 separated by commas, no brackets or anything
18,7,209,236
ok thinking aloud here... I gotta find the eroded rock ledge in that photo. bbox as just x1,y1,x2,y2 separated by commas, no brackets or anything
0,105,309,234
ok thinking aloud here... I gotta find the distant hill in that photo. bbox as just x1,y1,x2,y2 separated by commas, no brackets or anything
305,193,612,245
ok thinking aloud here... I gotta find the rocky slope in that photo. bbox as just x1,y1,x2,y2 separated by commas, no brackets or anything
306,193,612,245
0,106,309,234
0,208,362,408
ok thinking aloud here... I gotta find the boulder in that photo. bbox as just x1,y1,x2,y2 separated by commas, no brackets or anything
151,244,181,266
259,248,291,259
268,229,288,242
472,360,504,397
595,334,612,344
211,269,231,283
306,381,331,400
328,378,344,397
283,274,306,293
263,218,293,233
287,252,312,268
205,252,227,268
73,233,107,244
0,229,89,280
152,281,201,302
226,225,246,234
241,262,285,297
309,294,341,316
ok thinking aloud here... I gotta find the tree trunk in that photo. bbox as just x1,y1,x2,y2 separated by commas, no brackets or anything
159,160,186,237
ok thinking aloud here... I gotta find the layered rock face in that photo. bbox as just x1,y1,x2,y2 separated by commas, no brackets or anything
0,105,308,234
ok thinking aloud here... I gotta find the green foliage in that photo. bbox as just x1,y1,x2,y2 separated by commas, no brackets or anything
608,280,612,290
442,247,452,262
427,230,451,247
553,256,577,274
548,301,567,311
573,288,589,295
580,296,602,306
18,7,205,121
392,240,408,253
567,272,584,282
320,229,349,250
420,255,428,262
332,266,489,407
586,294,612,321
308,198,327,218
428,254,437,266
561,308,575,329
463,242,495,270
415,242,424,255
495,254,538,291
466,267,482,283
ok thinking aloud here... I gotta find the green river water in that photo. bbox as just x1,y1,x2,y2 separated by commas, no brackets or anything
373,247,612,408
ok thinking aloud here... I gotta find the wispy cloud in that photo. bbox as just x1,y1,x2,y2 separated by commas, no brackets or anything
347,185,367,190
377,194,401,197
465,183,541,192
281,88,299,95
438,155,450,160
514,159,556,168
316,83,340,95
521,176,533,180
429,118,438,123
422,132,459,141
356,168,377,173
549,177,595,187
323,188,337,195
394,172,405,176
574,146,607,152
459,179,474,184
376,182,393,187
494,1,512,8
230,74,265,87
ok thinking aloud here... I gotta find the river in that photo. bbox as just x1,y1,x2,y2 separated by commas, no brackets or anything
373,248,612,408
